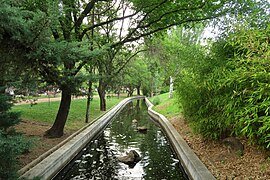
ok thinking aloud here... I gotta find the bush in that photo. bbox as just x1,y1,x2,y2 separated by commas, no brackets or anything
160,86,169,94
220,26,270,148
152,96,161,105
0,92,31,179
175,25,270,149
174,43,229,139
0,133,31,179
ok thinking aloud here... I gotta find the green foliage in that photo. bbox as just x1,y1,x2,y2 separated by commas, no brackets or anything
145,25,206,97
152,96,161,106
0,95,20,131
0,0,29,43
0,94,21,133
0,134,22,179
174,34,244,139
160,85,169,94
174,44,228,139
0,92,31,179
142,85,151,97
130,0,251,33
1,0,261,136
193,25,270,145
175,23,270,149
220,26,270,147
0,0,49,48
119,57,150,96
2,0,267,140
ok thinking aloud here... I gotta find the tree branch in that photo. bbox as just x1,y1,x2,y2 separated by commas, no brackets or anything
79,10,140,40
113,49,147,76
112,15,220,48
74,0,97,31
120,2,206,46
79,1,165,40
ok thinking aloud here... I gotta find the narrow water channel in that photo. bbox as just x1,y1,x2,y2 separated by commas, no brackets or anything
55,100,187,180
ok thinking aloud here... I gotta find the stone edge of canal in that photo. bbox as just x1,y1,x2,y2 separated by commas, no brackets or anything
19,96,215,180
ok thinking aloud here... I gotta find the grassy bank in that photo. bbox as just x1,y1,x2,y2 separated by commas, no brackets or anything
149,92,182,118
12,96,125,130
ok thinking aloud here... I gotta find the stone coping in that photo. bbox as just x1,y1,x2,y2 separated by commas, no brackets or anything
19,96,144,180
145,98,215,180
20,96,215,180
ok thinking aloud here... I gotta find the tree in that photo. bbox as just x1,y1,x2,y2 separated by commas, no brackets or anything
2,0,255,137
83,0,252,110
145,25,205,98
84,68,97,123
120,57,149,96
0,88,31,179
22,0,104,137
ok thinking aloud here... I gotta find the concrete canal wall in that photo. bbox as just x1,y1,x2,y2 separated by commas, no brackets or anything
20,96,215,180
145,98,215,180
19,96,144,179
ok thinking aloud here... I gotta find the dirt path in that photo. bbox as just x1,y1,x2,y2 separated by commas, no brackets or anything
14,96,87,105
170,115,270,179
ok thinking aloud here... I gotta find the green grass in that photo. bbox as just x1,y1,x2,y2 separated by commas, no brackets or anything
149,92,182,118
12,96,125,130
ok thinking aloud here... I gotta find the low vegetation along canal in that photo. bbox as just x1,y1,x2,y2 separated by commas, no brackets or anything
55,100,187,180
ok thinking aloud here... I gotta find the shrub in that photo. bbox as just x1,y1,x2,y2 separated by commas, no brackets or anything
175,25,270,149
152,96,161,105
174,43,230,139
0,133,31,179
221,26,270,148
160,86,169,94
0,91,31,178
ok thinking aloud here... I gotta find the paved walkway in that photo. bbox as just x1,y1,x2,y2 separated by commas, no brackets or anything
14,96,87,105
15,93,128,105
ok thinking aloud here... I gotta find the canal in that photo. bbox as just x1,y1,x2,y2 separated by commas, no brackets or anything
54,100,187,180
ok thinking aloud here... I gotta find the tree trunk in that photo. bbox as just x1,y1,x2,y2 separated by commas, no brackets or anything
127,86,134,97
45,87,71,138
129,89,134,97
117,88,120,99
86,9,95,122
98,80,107,111
137,85,141,95
169,76,173,98
85,80,92,123
0,80,5,94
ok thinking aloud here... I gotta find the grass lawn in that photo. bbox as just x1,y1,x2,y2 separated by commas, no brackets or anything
149,92,182,118
13,93,180,131
12,96,125,130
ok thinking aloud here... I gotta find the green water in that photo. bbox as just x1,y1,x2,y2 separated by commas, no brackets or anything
55,100,187,180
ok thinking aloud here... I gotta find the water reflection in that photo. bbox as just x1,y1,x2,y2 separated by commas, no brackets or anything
55,100,187,180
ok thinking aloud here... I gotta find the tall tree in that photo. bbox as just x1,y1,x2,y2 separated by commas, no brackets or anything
145,25,205,97
0,2,32,172
121,57,150,96
1,0,254,137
